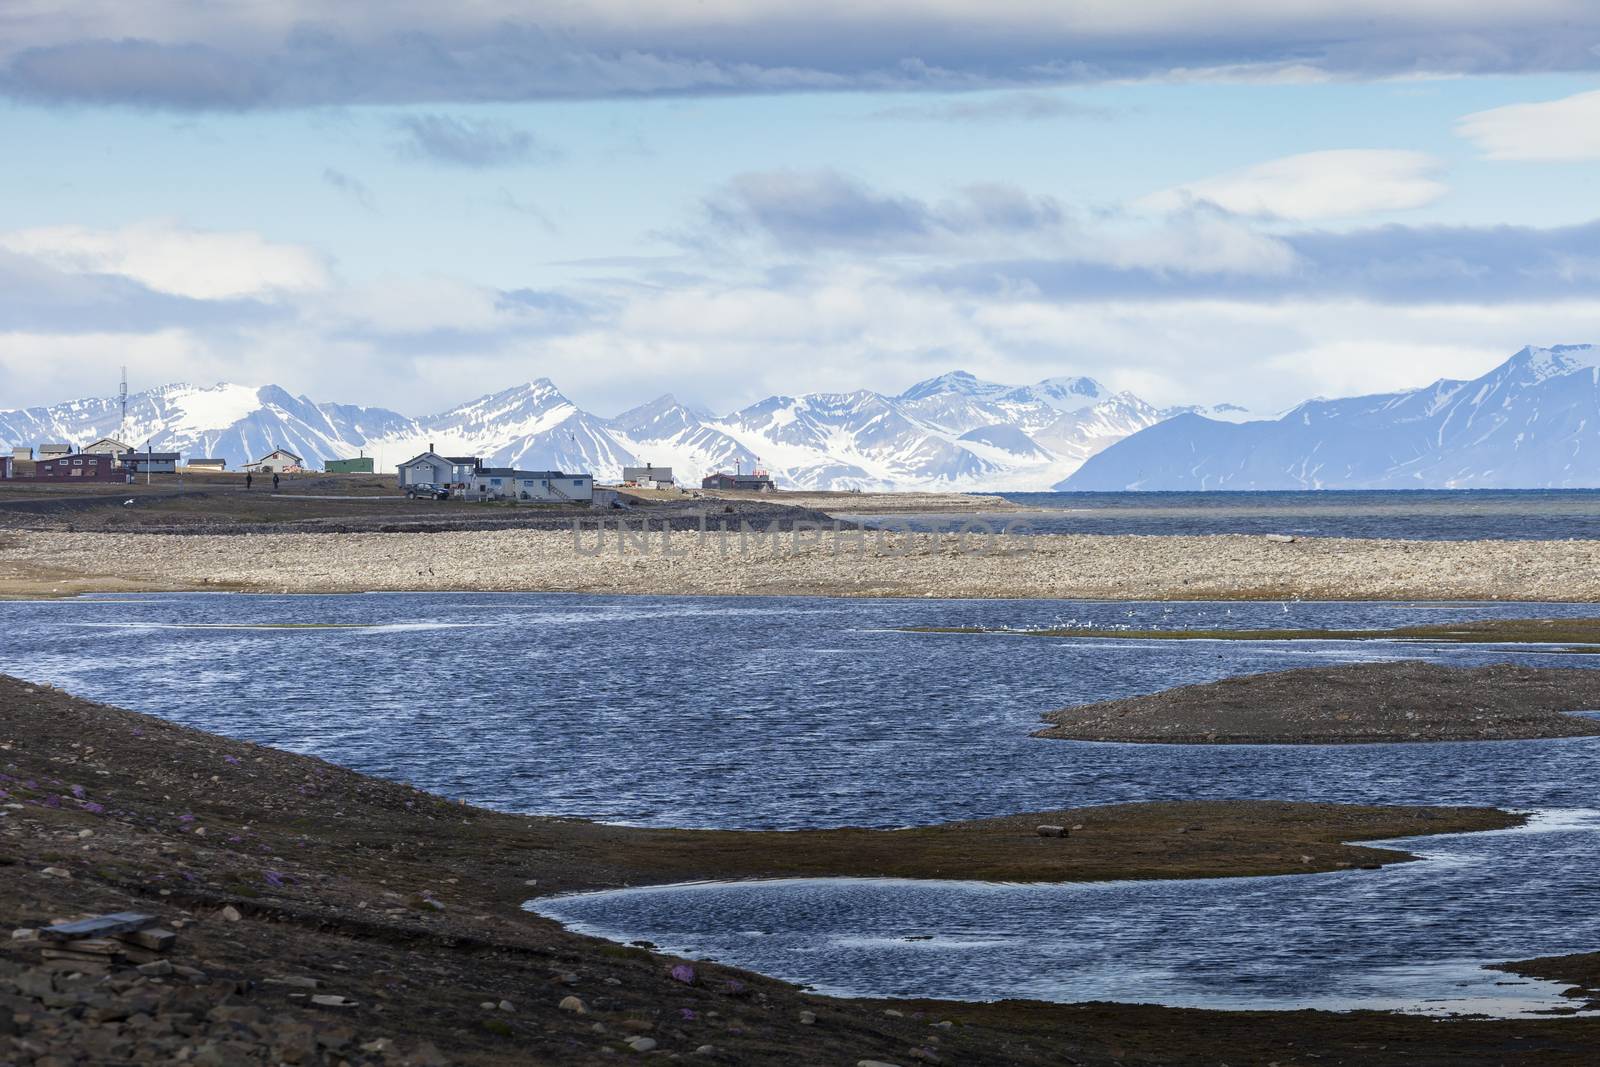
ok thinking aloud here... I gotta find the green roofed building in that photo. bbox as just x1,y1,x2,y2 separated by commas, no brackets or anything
325,456,375,474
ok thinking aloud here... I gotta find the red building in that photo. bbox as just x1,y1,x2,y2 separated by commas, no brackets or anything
31,453,128,482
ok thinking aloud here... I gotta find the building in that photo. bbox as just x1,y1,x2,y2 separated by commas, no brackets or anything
243,449,305,474
10,447,33,461
122,450,179,474
466,469,594,503
325,456,374,474
701,470,777,491
186,458,227,472
38,444,71,459
32,453,127,482
0,456,10,480
397,449,482,489
622,465,674,487
83,437,132,455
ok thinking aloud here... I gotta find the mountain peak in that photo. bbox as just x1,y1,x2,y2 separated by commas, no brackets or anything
898,370,1011,402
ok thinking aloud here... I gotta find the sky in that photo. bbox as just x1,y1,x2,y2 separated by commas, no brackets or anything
1,1,1598,419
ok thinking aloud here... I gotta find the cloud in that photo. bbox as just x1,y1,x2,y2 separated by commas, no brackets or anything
927,217,1600,304
702,170,936,250
0,222,329,300
870,91,1110,122
322,168,376,210
0,247,281,333
1139,150,1448,221
393,114,558,168
1456,89,1600,161
3,4,1599,108
696,169,1071,254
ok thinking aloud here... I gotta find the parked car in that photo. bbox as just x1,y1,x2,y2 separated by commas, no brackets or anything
404,483,450,500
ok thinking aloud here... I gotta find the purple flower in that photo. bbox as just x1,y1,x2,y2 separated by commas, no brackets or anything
43,795,61,809
669,964,696,985
82,802,105,816
228,835,243,844
264,871,287,888
70,784,86,799
724,979,748,996
178,814,195,823
132,728,144,737
679,1008,698,1021
224,755,240,765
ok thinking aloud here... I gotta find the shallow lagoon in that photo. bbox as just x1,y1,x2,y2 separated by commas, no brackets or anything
5,592,1600,1014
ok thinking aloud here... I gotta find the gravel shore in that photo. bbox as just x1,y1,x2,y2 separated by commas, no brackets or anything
1036,662,1600,744
5,528,1600,600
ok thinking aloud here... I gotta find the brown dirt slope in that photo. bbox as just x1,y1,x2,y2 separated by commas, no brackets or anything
0,674,1594,1064
1037,661,1600,744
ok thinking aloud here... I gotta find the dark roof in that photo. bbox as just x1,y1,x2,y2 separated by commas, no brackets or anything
476,469,588,479
444,456,480,465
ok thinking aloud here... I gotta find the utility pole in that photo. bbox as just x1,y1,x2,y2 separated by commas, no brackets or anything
119,367,128,439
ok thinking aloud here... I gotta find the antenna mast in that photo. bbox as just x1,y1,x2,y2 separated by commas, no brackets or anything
119,367,128,437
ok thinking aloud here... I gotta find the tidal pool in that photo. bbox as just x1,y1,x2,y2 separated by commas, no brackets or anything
529,811,1600,1016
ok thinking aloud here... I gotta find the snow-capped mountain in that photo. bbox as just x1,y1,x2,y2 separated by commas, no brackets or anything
1063,344,1600,491
0,370,1197,490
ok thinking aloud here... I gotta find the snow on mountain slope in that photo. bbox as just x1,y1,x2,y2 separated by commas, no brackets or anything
1,369,1206,489
1063,344,1600,490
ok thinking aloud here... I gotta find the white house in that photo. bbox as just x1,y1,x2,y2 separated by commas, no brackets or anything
244,449,305,473
467,468,594,503
397,450,482,489
83,437,132,455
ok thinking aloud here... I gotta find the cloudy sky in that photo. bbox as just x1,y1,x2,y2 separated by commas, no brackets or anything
2,1,1598,417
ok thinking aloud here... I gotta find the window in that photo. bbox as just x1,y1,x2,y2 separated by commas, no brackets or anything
72,458,83,465
572,479,583,487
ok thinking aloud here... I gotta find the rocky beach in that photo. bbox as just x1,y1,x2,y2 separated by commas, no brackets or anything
6,527,1600,600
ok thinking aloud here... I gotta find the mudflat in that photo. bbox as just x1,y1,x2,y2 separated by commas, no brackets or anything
5,674,1593,1065
1036,661,1600,744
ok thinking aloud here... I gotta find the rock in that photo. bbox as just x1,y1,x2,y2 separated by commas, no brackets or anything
40,867,72,879
558,995,587,1014
136,960,174,977
119,928,177,952
931,1021,953,1029
478,1001,496,1011
497,1000,515,1012
264,976,319,990
1265,533,1297,543
309,994,356,1008
882,1008,904,1017
626,1037,657,1053
694,1046,716,1056
1035,825,1068,838
11,928,38,941
799,1010,816,1025
219,906,242,922
858,1061,905,1067
559,972,580,985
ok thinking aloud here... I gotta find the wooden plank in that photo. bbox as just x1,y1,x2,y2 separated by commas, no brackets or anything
40,912,158,941
115,928,176,952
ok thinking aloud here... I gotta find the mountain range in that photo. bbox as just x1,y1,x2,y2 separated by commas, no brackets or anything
1065,344,1600,490
0,371,1202,490
4,344,1594,490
